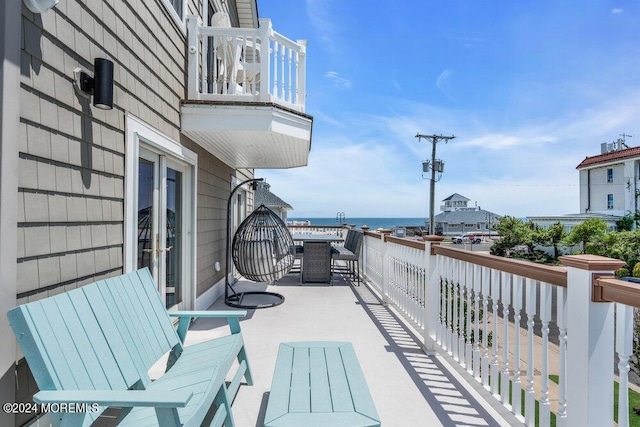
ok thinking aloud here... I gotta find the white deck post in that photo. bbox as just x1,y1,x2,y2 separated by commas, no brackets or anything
258,18,271,103
559,255,625,427
296,39,307,112
423,238,442,355
381,233,389,304
187,16,200,100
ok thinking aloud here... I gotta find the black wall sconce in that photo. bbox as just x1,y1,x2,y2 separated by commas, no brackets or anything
73,58,114,110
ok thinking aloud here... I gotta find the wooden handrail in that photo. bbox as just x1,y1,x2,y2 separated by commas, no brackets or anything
434,245,567,287
593,276,640,308
384,236,426,250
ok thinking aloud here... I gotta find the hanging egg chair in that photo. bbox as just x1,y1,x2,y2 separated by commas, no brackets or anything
225,195,289,308
232,204,295,281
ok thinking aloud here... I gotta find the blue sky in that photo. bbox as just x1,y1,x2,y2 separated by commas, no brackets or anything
256,1,640,218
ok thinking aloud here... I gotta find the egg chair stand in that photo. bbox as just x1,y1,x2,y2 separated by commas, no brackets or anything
225,178,287,309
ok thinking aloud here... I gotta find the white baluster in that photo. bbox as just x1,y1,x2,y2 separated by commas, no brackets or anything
490,269,501,396
556,286,567,426
287,48,292,102
524,278,537,426
617,303,633,427
437,255,445,346
481,266,491,388
512,276,523,417
465,262,474,372
280,42,285,99
202,33,209,94
272,41,279,97
452,260,460,360
538,283,551,427
448,257,455,353
457,261,466,363
500,271,511,405
472,263,481,380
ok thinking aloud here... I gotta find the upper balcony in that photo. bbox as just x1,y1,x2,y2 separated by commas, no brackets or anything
181,16,312,169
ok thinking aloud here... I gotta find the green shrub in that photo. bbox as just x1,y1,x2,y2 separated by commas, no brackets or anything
616,268,630,278
633,263,640,278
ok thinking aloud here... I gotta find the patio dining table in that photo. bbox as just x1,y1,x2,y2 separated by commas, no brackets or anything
292,233,344,283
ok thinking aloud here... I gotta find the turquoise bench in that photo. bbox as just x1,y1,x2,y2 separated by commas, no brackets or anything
8,268,252,427
263,342,380,426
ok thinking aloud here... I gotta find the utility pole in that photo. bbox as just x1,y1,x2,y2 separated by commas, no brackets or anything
416,133,455,235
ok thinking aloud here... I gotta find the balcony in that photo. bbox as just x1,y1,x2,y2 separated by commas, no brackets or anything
181,17,312,169
188,226,640,427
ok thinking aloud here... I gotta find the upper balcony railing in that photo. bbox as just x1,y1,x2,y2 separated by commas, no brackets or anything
358,231,638,427
187,17,307,113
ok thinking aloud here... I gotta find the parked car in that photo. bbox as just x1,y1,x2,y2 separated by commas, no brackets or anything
452,233,482,244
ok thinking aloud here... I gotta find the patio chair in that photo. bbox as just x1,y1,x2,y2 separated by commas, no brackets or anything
331,229,363,285
209,12,241,94
302,241,333,283
210,11,260,95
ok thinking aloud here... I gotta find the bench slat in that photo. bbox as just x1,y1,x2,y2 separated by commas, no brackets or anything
340,346,379,421
116,274,168,363
105,275,161,368
94,279,154,386
289,347,311,412
325,347,354,412
135,269,182,349
79,283,144,389
265,344,294,422
51,294,112,390
309,347,332,413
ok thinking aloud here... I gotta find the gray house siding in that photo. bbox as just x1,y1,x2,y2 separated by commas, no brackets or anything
1,1,20,425
12,0,250,422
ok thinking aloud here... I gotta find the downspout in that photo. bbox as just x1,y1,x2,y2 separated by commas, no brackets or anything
587,169,591,212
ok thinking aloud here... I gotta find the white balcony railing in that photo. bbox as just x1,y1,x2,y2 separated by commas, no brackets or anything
187,17,307,113
359,231,635,427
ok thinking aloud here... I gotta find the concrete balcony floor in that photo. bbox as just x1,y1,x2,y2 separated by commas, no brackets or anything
183,268,522,427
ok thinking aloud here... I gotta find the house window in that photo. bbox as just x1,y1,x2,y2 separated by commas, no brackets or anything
161,0,186,28
607,194,614,209
607,168,614,183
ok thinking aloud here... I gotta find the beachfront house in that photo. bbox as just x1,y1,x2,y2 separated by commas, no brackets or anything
434,193,501,236
0,0,311,424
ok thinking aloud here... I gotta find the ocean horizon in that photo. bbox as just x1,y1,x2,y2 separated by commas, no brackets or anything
287,217,427,230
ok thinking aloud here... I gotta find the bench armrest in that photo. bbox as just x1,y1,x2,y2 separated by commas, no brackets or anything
34,390,193,408
170,310,247,342
169,310,247,319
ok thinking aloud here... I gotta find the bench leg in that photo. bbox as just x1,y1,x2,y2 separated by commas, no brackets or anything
212,384,235,427
238,346,254,386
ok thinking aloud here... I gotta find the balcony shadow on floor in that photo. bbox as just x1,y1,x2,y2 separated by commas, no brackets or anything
351,282,513,427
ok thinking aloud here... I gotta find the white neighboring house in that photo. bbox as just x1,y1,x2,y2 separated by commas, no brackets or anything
528,139,638,231
576,140,640,217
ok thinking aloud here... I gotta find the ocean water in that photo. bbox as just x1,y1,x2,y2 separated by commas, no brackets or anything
288,217,427,231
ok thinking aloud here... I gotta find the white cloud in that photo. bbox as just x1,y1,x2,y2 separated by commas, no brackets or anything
436,69,455,100
305,0,340,53
324,71,352,88
611,8,624,14
258,89,640,218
